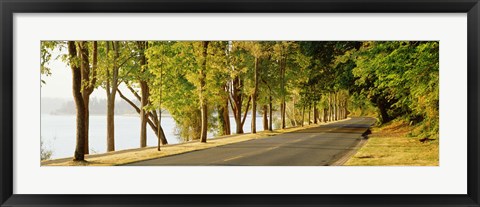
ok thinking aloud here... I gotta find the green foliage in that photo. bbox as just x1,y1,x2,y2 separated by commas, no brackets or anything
40,41,65,85
42,40,439,142
351,41,439,138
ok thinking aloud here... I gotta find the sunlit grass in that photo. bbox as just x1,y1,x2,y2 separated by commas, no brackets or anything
344,120,439,166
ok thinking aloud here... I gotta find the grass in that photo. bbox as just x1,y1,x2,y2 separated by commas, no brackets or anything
41,119,348,166
344,119,439,166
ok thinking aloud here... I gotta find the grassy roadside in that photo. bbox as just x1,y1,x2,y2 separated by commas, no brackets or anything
42,119,348,166
344,120,439,166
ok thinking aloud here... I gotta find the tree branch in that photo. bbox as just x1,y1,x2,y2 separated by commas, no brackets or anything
241,96,252,126
117,88,141,113
126,84,142,102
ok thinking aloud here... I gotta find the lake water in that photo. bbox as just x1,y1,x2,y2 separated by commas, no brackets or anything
41,114,266,159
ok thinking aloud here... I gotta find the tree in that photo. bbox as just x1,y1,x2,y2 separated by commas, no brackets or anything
117,45,168,147
78,41,98,154
40,41,58,85
199,41,210,142
67,41,86,161
351,41,439,138
228,41,252,134
240,41,263,133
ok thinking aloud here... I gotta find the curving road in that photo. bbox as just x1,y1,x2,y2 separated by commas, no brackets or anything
125,117,376,166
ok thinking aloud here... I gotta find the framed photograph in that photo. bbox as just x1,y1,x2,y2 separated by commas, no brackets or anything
1,0,479,206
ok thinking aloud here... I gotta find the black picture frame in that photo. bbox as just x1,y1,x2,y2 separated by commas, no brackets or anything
1,0,479,206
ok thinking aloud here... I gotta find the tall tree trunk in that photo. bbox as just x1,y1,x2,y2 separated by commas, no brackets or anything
106,41,119,152
281,100,286,128
327,94,330,122
268,95,273,131
308,104,312,125
79,41,90,155
106,98,115,152
334,95,337,121
234,105,243,134
220,97,231,136
78,41,97,155
241,96,251,128
225,100,231,135
154,109,168,146
157,53,164,151
219,106,227,135
200,41,209,143
137,41,149,148
292,98,297,126
251,57,258,134
336,92,340,120
313,103,318,124
157,110,166,151
339,99,343,120
218,105,228,136
280,56,286,129
229,75,245,134
329,93,333,122
345,97,348,119
140,81,148,147
301,105,305,127
340,100,343,119
262,105,268,131
82,95,89,154
68,41,85,161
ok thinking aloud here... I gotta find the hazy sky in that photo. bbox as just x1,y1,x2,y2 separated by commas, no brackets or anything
41,48,133,100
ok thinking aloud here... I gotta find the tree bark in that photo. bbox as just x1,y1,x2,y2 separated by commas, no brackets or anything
78,42,90,155
262,105,268,131
241,96,251,127
301,105,305,127
200,41,209,143
229,73,246,134
68,41,85,161
223,99,231,135
292,98,297,126
139,81,148,147
219,107,227,136
117,87,168,145
333,92,337,121
82,95,89,154
308,104,312,125
138,41,149,148
378,99,391,123
106,41,119,152
313,103,318,124
251,57,259,134
219,97,231,136
79,41,97,155
280,55,286,129
268,95,273,131
328,93,333,122
323,108,327,123
106,98,115,152
345,96,349,119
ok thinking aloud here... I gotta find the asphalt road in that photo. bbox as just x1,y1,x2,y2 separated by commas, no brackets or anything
125,117,376,166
